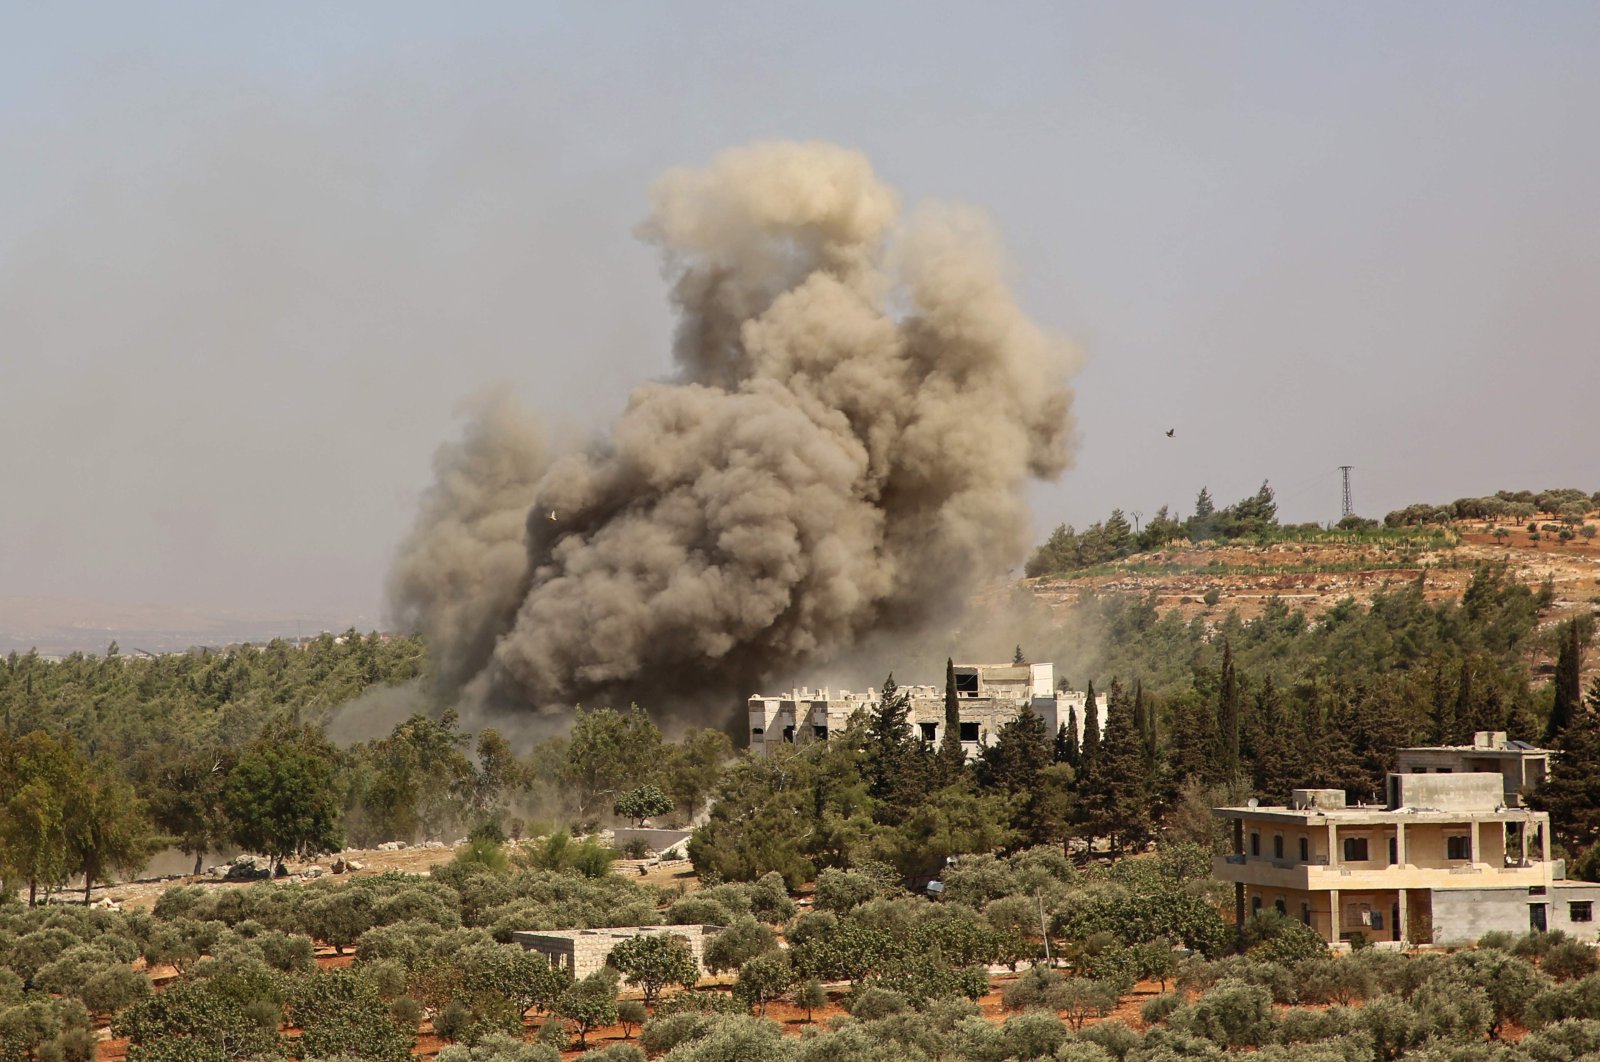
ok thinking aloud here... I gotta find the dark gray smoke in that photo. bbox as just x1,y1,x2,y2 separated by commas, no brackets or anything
389,141,1078,715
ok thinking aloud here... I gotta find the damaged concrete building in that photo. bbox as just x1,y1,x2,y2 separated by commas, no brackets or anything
747,661,1094,759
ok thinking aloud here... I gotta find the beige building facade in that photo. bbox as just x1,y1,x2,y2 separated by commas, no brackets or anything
1212,741,1587,946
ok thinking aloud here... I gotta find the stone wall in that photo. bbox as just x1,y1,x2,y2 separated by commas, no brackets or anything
511,925,722,981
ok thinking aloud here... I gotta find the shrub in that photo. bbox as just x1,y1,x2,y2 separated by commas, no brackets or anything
1478,930,1514,950
640,1012,714,1055
1169,978,1277,1048
80,965,151,1017
1544,940,1600,983
1240,912,1326,965
1140,993,1182,1025
255,931,316,974
288,969,414,1062
846,986,909,1021
813,869,881,914
701,917,777,973
616,999,647,1038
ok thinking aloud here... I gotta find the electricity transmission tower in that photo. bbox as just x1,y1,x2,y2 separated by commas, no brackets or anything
1339,466,1354,520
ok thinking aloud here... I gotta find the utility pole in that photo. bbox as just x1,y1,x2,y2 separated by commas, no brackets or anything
1339,466,1353,521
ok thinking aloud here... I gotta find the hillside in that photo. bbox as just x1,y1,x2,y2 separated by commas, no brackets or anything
1026,520,1600,633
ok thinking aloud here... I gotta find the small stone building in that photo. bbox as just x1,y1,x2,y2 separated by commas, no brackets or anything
511,925,721,981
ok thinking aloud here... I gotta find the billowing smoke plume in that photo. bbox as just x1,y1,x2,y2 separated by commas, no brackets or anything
390,141,1078,715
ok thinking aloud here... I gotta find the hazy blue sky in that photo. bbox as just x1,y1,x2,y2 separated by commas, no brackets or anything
4,3,1598,625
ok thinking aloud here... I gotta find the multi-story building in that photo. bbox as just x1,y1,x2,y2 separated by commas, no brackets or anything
746,661,1091,759
1394,730,1550,807
1212,739,1599,946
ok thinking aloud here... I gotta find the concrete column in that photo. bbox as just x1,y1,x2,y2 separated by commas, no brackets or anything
1397,889,1409,945
1520,822,1529,866
1395,823,1407,867
1541,822,1551,865
1330,888,1342,943
1470,821,1481,864
1328,822,1340,867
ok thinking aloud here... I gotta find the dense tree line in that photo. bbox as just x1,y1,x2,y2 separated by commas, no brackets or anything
1028,483,1598,578
1026,482,1293,577
1,626,730,901
1386,486,1599,529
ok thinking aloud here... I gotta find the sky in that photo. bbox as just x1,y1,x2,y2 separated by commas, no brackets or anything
3,2,1598,627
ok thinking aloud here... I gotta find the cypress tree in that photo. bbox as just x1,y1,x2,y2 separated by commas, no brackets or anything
1217,642,1240,778
1081,682,1101,769
1060,704,1080,768
1546,621,1584,743
1531,677,1600,855
1074,679,1152,860
1454,660,1476,741
940,658,966,775
1431,665,1457,745
1133,681,1157,770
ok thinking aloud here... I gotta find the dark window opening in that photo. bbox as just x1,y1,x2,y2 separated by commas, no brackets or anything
1299,837,1309,862
956,672,980,694
1446,836,1471,861
1389,838,1398,865
919,722,938,743
813,725,828,739
1438,767,1453,773
1572,902,1594,923
1251,895,1262,913
1301,903,1311,925
1531,904,1547,933
751,727,764,736
1274,898,1286,915
1273,835,1284,859
782,725,794,743
1250,833,1260,857
1343,837,1369,862
959,722,980,741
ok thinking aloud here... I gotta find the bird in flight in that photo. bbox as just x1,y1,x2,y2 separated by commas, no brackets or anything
1165,428,1175,438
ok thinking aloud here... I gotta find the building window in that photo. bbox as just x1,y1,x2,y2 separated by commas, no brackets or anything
1299,837,1309,862
751,727,764,736
1250,833,1260,857
1572,902,1594,923
1446,836,1471,861
919,722,938,743
782,726,794,743
959,722,980,742
1301,903,1311,925
1274,898,1286,915
813,725,828,739
1251,895,1262,913
956,673,979,695
1343,837,1369,862
1273,835,1284,859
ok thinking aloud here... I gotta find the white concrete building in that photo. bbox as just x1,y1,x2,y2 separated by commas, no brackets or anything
747,661,1094,759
